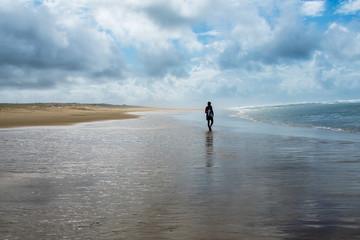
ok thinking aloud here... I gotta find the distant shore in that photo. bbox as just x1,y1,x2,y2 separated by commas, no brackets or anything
0,103,160,128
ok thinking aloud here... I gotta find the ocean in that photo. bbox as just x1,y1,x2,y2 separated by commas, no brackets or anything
1,108,360,239
229,100,360,133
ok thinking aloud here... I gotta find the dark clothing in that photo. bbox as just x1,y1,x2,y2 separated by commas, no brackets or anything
205,103,214,131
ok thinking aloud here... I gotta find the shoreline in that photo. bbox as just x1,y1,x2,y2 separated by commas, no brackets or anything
0,103,162,128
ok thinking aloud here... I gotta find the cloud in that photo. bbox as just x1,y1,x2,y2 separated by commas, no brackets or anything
0,1,125,89
324,23,360,61
300,1,325,17
138,48,190,78
1,0,360,106
336,0,360,14
218,13,321,69
87,0,204,81
90,0,202,51
143,3,195,29
265,23,321,61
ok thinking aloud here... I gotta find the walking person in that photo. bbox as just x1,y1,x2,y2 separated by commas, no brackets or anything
205,101,214,131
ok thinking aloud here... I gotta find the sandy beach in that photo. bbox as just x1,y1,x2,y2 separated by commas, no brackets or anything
1,110,360,239
0,103,158,128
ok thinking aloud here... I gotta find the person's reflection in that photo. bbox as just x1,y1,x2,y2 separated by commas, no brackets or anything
206,131,214,167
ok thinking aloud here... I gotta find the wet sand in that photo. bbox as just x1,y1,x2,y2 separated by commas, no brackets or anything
1,110,360,239
0,103,158,128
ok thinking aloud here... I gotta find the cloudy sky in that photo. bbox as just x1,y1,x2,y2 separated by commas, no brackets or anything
0,0,360,107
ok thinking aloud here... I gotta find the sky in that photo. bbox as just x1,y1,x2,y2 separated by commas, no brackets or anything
0,0,360,107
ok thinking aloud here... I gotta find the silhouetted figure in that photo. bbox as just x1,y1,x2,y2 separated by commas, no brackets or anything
205,101,214,131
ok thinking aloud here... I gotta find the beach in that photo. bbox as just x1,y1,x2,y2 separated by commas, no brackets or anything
0,103,157,128
1,109,360,239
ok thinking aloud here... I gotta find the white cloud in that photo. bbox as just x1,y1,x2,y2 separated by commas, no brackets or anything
1,0,360,106
301,1,325,17
324,23,360,61
88,0,202,51
336,0,360,14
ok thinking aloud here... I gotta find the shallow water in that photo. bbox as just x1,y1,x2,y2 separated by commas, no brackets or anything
1,111,360,239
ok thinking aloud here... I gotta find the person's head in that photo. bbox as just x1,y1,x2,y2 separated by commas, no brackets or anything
208,101,211,106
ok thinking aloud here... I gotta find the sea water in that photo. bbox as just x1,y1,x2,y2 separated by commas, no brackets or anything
229,100,360,133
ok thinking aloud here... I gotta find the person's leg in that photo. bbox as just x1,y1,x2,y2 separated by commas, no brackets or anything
207,119,212,131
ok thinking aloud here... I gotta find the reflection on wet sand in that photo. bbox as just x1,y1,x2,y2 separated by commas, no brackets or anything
1,112,360,239
205,131,214,168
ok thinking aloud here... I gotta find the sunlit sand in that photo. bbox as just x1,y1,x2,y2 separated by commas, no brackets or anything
0,103,162,128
